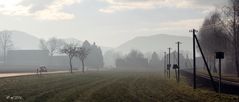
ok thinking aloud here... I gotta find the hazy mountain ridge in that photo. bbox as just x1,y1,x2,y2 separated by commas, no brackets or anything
5,30,111,53
116,34,193,53
6,31,192,55
10,30,40,50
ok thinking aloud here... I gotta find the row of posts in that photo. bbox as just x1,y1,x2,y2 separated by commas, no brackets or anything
164,41,181,83
163,29,224,95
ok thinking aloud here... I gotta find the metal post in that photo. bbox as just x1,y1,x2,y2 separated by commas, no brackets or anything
168,48,171,79
216,52,224,95
176,41,182,83
164,52,167,78
219,58,221,94
190,29,197,89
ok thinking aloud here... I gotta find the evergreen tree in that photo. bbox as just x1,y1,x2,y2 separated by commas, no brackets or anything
82,41,104,70
149,52,160,68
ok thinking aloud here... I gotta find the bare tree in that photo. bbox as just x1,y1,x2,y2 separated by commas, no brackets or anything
198,0,239,75
39,37,64,56
48,38,61,56
76,47,90,73
198,12,228,72
61,43,78,73
217,0,239,76
0,31,13,63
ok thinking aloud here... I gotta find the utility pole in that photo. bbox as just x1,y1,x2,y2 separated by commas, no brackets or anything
164,52,167,78
190,29,217,92
176,41,182,83
190,29,198,89
219,58,222,94
168,48,171,79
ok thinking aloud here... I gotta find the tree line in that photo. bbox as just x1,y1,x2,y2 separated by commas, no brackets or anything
115,50,171,70
115,50,149,69
198,0,239,76
0,31,104,73
39,38,104,73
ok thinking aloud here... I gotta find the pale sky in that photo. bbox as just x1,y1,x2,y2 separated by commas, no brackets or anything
0,0,228,47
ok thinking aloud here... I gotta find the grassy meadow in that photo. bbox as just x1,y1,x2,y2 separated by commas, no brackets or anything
0,71,238,102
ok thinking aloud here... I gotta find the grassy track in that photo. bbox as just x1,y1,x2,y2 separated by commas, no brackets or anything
0,71,238,102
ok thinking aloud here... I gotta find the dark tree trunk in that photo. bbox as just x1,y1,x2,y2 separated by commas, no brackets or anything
236,60,239,77
81,60,85,73
69,57,73,73
3,48,6,64
235,47,239,77
236,25,239,77
233,32,239,77
233,2,239,77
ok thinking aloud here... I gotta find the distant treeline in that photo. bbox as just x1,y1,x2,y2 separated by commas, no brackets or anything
115,50,149,69
115,50,197,70
0,34,104,72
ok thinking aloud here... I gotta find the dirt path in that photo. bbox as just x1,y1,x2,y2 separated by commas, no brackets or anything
0,71,69,78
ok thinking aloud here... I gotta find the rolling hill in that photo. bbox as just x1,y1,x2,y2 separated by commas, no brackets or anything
116,34,193,53
2,30,110,53
10,31,40,50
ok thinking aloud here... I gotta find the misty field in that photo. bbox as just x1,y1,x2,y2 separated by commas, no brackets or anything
0,71,238,102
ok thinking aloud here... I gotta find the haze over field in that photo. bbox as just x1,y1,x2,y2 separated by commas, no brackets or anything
117,34,192,53
7,30,192,53
0,0,228,47
1,0,239,102
0,0,234,72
